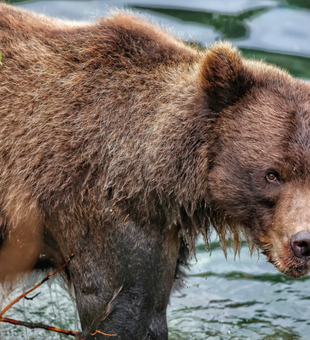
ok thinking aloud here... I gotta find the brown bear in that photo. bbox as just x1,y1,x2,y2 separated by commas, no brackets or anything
1,3,310,340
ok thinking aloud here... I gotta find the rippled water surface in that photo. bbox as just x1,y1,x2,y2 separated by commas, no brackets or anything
2,0,310,339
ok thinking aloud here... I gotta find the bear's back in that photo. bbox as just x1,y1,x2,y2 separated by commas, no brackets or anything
0,4,199,70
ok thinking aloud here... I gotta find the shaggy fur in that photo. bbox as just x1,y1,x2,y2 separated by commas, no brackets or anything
1,3,310,339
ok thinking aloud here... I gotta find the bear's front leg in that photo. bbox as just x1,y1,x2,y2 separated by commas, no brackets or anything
68,220,180,340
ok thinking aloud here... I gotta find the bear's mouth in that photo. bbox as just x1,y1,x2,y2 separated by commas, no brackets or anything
262,244,310,278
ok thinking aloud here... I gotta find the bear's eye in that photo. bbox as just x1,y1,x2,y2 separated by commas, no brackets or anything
265,171,279,183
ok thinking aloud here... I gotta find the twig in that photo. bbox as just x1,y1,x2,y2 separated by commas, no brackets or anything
91,330,116,337
0,253,75,318
0,252,117,338
0,317,79,336
24,292,41,300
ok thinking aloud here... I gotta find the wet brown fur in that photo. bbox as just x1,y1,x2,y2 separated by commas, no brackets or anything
2,3,310,339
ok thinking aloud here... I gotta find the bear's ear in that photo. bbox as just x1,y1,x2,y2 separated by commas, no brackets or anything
199,42,254,112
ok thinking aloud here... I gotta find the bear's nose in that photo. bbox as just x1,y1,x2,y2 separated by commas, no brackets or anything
291,231,310,258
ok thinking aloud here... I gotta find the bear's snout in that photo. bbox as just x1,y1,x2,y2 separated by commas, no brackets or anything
290,231,310,258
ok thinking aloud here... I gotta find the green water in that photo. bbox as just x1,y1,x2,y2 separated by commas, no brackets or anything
2,0,310,339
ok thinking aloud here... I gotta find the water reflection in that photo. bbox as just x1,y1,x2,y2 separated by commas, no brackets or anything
132,6,267,39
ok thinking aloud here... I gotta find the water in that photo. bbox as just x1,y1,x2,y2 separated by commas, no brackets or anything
2,0,310,339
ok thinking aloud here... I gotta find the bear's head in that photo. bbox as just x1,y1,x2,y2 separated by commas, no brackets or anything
200,43,310,278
